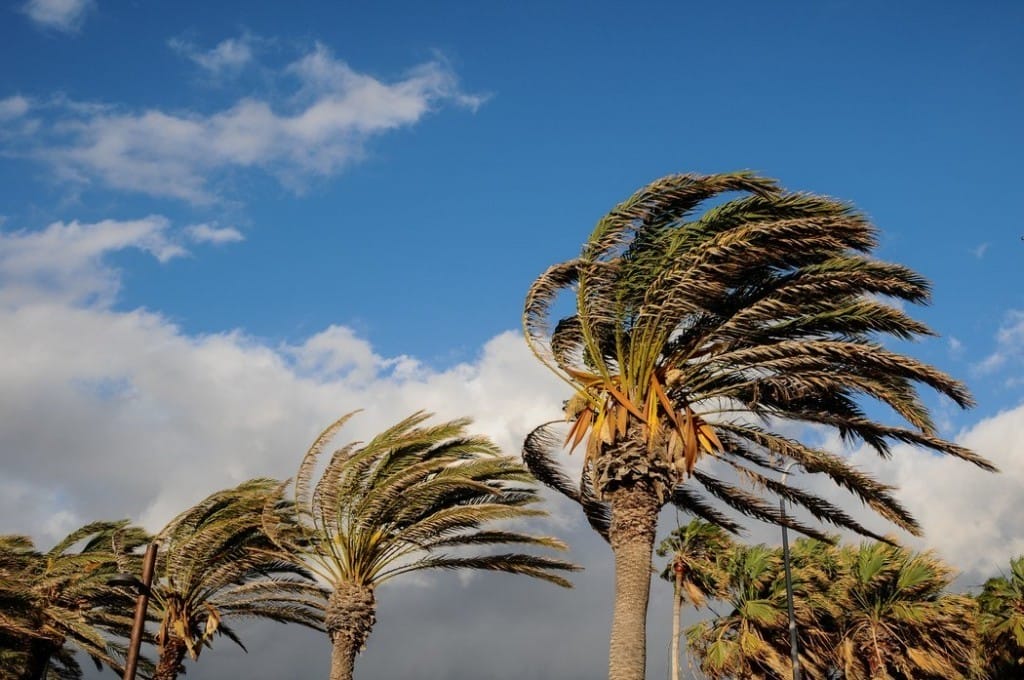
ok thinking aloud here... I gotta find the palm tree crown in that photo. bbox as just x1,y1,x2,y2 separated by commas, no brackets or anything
0,522,149,680
976,555,1024,678
147,478,326,680
265,411,579,680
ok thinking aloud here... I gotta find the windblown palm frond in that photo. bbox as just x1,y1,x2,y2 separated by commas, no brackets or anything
0,522,150,680
523,170,992,541
148,478,326,680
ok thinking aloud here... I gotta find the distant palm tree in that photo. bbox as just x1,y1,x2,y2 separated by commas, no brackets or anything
264,411,580,680
977,556,1024,678
689,539,978,680
147,479,326,680
686,543,799,679
0,522,149,680
522,171,993,680
831,542,977,679
656,521,732,680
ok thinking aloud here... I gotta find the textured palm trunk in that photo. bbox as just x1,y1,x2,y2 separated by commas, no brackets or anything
671,567,682,680
153,636,188,680
19,639,55,680
607,483,661,680
325,582,376,680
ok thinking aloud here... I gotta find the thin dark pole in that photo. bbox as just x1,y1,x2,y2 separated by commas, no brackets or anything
780,499,801,680
123,542,158,680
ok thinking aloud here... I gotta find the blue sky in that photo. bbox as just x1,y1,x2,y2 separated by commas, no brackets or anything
1,1,1023,678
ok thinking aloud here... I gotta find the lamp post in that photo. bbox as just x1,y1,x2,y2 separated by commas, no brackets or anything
780,462,801,680
109,542,158,680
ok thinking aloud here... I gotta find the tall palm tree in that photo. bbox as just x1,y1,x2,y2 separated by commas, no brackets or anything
656,520,732,680
831,542,977,679
145,478,326,680
522,171,994,680
977,556,1024,679
264,411,580,680
0,522,149,680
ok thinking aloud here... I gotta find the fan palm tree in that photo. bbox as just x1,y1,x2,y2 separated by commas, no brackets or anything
686,543,807,680
144,478,327,680
830,542,977,679
0,522,149,680
656,520,732,680
522,171,993,679
977,556,1024,679
264,411,580,680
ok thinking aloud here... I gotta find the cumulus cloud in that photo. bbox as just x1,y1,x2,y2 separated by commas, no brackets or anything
184,223,244,244
4,44,483,203
21,0,93,32
169,35,255,75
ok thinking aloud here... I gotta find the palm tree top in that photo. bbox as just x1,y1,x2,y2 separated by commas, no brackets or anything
266,411,580,590
523,170,994,543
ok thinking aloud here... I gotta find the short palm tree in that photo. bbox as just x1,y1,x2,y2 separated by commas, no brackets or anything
0,522,149,680
977,556,1024,678
522,171,993,679
264,411,580,680
656,520,732,680
831,542,978,679
686,543,798,680
146,478,326,680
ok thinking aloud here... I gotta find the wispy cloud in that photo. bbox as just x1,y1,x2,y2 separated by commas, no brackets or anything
0,95,31,121
3,44,485,203
974,309,1024,382
21,0,94,33
971,242,990,259
169,35,255,76
185,223,244,244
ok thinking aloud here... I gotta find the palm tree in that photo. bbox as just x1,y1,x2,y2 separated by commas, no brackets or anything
145,478,326,680
0,522,149,680
656,520,732,680
686,543,801,680
264,411,580,680
830,542,977,679
977,556,1024,678
522,171,993,679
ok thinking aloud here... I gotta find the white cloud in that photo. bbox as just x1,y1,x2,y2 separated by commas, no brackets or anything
971,242,990,259
0,218,564,543
0,95,31,121
169,35,254,75
7,44,483,203
0,216,185,306
185,223,244,244
974,309,1024,381
21,0,93,32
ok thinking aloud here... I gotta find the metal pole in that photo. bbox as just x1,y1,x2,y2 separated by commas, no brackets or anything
123,542,158,680
780,463,801,680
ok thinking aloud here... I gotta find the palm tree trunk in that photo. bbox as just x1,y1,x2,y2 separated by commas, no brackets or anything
325,583,376,680
607,483,661,680
19,639,54,680
671,567,682,680
153,636,188,680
